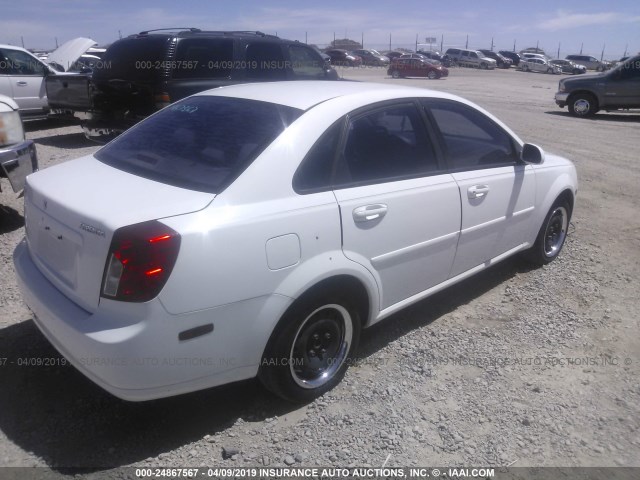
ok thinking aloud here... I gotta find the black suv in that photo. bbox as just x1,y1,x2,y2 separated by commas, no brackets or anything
46,29,338,140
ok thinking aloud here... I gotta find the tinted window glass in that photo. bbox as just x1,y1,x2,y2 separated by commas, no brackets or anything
293,120,343,192
173,38,234,79
426,100,516,169
95,96,302,193
337,103,438,185
289,45,325,78
94,36,170,82
246,42,286,79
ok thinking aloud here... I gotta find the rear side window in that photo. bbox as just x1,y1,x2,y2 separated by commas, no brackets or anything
172,38,234,79
246,42,286,80
95,96,302,193
94,36,170,82
336,103,439,186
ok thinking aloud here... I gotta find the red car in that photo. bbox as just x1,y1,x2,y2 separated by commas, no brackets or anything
388,58,449,79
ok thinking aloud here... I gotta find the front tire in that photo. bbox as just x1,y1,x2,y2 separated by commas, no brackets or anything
568,93,598,117
523,199,571,266
259,293,361,402
427,70,438,79
391,70,401,79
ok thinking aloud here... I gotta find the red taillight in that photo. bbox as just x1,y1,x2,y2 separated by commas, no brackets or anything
101,220,181,302
154,92,171,109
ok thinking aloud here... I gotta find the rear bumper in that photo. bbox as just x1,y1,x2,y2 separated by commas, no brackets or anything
13,239,291,401
0,140,38,192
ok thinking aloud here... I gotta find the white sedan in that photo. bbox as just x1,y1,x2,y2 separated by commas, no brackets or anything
14,82,577,402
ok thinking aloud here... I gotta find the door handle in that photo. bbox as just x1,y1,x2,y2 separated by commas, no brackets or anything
468,185,489,199
353,204,388,222
16,81,28,86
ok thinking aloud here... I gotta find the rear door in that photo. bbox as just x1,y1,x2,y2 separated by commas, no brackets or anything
333,101,461,309
423,99,535,277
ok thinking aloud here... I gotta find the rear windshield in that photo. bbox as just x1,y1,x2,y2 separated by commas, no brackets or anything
93,36,171,82
95,96,303,193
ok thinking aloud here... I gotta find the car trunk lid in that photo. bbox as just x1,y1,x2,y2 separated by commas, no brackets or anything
24,155,214,312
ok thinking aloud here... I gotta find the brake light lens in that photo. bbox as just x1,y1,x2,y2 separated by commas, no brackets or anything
101,220,181,302
154,92,171,109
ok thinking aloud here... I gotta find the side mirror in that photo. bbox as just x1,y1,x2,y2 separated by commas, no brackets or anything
521,143,545,165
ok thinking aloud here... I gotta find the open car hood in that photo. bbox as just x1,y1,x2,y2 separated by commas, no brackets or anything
47,37,97,72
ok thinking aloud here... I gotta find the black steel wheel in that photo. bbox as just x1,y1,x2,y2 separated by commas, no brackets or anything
259,291,361,402
523,199,571,266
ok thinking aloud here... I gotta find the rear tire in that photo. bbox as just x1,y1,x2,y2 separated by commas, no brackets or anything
522,199,571,266
259,291,361,403
427,70,438,79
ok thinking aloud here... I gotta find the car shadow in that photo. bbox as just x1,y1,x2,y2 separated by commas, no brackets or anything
32,132,96,149
0,205,25,234
0,257,532,471
544,110,640,122
23,117,80,132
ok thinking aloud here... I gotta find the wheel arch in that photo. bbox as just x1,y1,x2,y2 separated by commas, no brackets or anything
259,273,373,372
568,89,602,108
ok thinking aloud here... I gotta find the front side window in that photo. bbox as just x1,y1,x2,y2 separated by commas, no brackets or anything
95,96,302,193
0,49,46,75
425,99,517,170
336,103,439,186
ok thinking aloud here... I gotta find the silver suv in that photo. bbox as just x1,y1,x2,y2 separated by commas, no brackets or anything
445,48,496,69
565,55,610,71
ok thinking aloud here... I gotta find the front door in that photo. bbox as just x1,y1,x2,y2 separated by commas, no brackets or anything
423,98,536,277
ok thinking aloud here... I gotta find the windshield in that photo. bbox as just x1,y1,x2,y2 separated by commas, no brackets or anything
95,96,303,193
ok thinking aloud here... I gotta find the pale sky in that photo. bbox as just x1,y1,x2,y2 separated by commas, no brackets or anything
2,0,639,59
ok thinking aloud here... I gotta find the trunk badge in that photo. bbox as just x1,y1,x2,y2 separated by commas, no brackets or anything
80,223,106,237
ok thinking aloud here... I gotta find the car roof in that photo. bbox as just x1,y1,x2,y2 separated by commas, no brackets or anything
197,81,460,111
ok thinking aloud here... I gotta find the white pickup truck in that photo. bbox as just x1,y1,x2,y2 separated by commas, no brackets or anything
0,94,38,193
0,38,96,119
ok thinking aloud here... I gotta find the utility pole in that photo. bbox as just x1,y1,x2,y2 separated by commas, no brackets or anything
579,42,583,54
389,33,391,52
415,34,418,52
600,43,605,62
557,42,560,59
55,37,59,48
21,36,25,48
118,30,122,39
465,35,468,49
305,32,307,44
623,44,628,57
491,37,494,51
513,39,516,52
440,34,443,53
361,32,364,49
536,40,539,52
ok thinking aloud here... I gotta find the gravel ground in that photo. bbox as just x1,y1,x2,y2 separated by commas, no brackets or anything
0,66,639,474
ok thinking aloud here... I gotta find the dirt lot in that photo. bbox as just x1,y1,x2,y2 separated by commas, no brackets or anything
1,66,639,474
